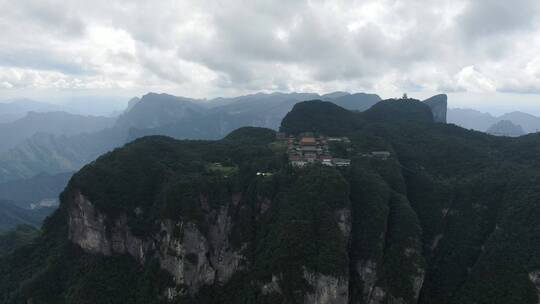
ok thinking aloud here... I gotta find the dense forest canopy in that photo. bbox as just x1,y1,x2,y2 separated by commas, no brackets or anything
1,99,540,304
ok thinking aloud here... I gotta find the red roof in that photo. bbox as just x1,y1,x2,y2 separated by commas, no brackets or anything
300,136,316,145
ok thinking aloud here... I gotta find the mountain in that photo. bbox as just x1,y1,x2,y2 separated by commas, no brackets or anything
53,96,128,117
487,120,525,137
448,109,540,134
0,99,60,123
0,127,124,183
125,97,141,113
499,112,540,133
116,93,205,130
0,111,114,153
364,98,435,123
2,99,539,304
207,92,322,130
123,91,385,139
447,108,497,131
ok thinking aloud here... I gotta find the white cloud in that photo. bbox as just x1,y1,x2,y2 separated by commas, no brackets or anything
455,66,496,93
0,0,539,101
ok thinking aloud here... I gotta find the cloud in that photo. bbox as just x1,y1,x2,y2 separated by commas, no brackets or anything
455,66,496,93
457,0,540,40
0,0,539,98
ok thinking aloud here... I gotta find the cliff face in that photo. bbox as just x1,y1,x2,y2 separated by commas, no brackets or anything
529,271,540,304
303,270,349,304
66,165,425,304
68,191,245,296
423,94,447,123
67,190,355,303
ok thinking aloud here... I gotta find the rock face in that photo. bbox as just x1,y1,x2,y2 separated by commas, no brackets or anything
529,271,540,304
66,165,429,304
423,94,448,123
303,269,349,304
355,260,424,304
67,188,424,304
67,191,245,296
356,260,380,303
68,191,147,258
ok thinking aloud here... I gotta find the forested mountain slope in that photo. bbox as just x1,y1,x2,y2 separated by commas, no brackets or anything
1,98,539,304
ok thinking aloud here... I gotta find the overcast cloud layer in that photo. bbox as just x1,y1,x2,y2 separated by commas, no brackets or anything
1,0,540,107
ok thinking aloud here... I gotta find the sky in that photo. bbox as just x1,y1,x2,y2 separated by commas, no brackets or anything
0,0,540,114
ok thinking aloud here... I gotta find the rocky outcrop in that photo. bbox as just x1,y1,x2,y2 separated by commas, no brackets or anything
68,191,148,258
354,249,425,304
303,269,349,304
207,205,246,284
158,221,216,293
423,94,447,123
357,260,380,303
67,191,245,297
335,208,352,240
529,271,540,304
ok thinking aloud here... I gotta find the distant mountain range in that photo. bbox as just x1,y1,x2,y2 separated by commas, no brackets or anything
0,91,385,184
0,111,115,153
0,99,61,123
448,108,540,134
0,96,128,123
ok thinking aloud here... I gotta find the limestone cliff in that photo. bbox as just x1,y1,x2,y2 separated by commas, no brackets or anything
529,271,540,304
303,269,349,304
67,188,357,303
423,94,447,123
67,191,245,297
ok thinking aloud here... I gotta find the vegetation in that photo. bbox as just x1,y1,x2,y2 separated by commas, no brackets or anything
0,225,38,257
2,101,540,304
